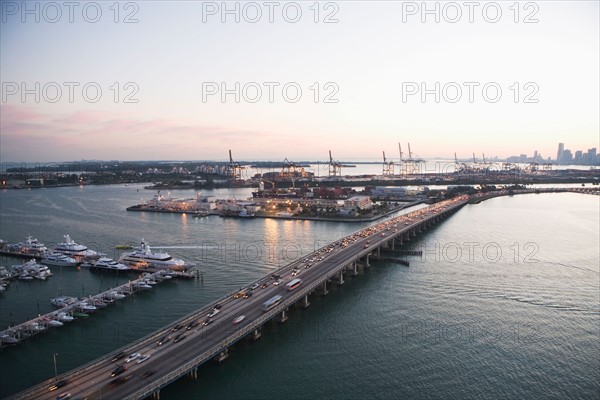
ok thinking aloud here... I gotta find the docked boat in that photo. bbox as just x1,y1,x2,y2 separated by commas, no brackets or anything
135,282,152,290
51,296,78,308
118,239,189,271
41,253,78,267
14,259,53,280
76,302,97,313
89,257,131,272
53,234,98,259
7,236,48,257
57,312,75,322
46,319,64,328
108,291,126,300
0,334,19,345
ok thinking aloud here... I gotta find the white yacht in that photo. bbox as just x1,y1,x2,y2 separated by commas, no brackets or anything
41,253,78,267
53,234,98,258
118,239,189,271
89,257,131,272
13,259,53,280
8,236,48,256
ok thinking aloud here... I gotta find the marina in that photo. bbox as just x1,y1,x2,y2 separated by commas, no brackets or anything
0,269,192,348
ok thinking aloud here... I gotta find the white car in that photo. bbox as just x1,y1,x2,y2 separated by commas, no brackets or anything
207,309,220,318
137,354,150,364
125,353,140,363
273,280,282,286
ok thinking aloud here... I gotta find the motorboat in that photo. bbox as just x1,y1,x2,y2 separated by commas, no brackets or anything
135,282,152,290
57,312,75,322
51,296,78,308
46,319,64,328
108,291,126,300
76,302,97,313
14,259,53,280
89,257,130,272
41,253,78,267
53,234,98,258
118,239,189,271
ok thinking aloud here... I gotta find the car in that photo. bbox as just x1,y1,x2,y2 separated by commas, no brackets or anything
203,319,213,326
364,244,369,248
110,365,127,377
111,352,126,362
207,309,219,318
137,354,151,364
157,335,171,346
234,290,246,299
142,370,156,379
273,279,282,286
250,283,259,290
173,333,187,343
56,394,71,400
125,353,140,363
233,315,246,324
49,380,68,392
186,321,199,330
243,291,253,299
261,283,269,289
172,324,183,332
213,304,222,309
110,375,132,385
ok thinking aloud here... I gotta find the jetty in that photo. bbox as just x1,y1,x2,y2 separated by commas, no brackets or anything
0,270,190,348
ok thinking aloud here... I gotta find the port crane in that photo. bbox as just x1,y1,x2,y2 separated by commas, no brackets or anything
328,150,342,177
401,143,424,175
226,150,245,179
454,153,469,173
382,151,395,176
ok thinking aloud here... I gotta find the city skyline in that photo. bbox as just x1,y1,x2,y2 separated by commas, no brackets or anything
1,2,598,163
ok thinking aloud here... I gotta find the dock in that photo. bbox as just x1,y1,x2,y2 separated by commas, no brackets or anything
0,270,190,348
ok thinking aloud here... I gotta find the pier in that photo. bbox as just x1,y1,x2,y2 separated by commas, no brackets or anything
0,270,187,348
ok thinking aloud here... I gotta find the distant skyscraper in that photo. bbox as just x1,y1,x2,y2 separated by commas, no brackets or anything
557,143,564,162
575,150,583,164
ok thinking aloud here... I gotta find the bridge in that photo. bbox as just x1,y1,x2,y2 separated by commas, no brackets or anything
9,187,599,400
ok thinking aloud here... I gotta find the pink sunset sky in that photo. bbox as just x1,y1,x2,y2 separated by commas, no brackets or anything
1,1,598,163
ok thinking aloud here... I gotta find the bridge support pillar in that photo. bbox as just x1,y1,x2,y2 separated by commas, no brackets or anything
188,367,198,381
321,281,329,296
278,309,288,323
152,390,161,400
252,328,261,341
364,254,370,268
338,270,345,285
376,247,381,258
411,229,416,238
301,294,310,308
350,262,358,276
391,238,395,250
215,349,228,363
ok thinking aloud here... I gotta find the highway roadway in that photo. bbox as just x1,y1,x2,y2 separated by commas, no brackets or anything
12,196,468,400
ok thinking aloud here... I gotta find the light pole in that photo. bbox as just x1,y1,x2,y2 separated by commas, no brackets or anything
53,353,58,379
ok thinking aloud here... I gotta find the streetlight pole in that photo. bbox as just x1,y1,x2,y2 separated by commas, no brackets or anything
53,353,58,379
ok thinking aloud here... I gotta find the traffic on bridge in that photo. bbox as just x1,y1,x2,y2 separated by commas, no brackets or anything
12,196,469,400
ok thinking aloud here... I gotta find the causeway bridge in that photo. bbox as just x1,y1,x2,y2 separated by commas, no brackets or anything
9,187,598,400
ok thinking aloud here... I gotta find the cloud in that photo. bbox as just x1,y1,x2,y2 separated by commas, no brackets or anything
0,105,290,162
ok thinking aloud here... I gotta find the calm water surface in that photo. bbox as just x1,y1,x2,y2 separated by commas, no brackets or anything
0,185,598,399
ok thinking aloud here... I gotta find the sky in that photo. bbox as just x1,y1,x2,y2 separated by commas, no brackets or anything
1,0,598,163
